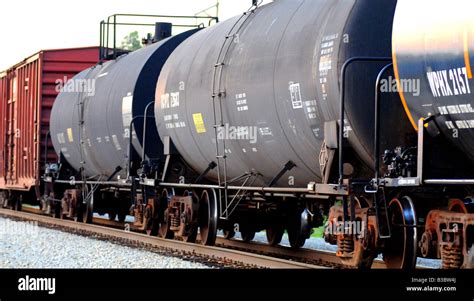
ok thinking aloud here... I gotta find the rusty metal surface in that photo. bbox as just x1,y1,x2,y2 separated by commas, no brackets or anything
326,202,378,269
0,208,324,269
0,73,7,188
215,238,388,269
423,206,474,269
0,47,100,192
19,206,433,269
94,214,391,269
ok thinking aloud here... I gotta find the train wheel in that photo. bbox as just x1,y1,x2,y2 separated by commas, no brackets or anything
117,198,129,223
199,189,218,246
108,211,117,221
118,212,127,223
159,208,174,239
145,199,160,236
158,190,174,239
144,206,154,236
183,226,198,243
266,226,284,246
468,245,474,269
339,197,376,269
0,191,7,208
3,191,12,209
287,209,311,249
338,223,377,269
181,190,198,243
383,196,418,269
224,229,235,240
13,195,22,211
82,201,93,224
465,198,474,213
241,230,255,242
146,220,159,236
54,201,62,219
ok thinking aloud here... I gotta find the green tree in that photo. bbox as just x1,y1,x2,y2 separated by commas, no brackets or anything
121,31,142,51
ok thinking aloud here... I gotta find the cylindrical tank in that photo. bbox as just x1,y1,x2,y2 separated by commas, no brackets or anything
155,0,412,187
393,0,474,162
51,29,199,179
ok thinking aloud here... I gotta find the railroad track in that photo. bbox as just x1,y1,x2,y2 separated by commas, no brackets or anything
214,238,382,269
3,207,432,269
89,215,355,268
0,208,325,269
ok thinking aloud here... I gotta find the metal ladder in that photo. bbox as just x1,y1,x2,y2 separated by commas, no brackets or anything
211,3,260,220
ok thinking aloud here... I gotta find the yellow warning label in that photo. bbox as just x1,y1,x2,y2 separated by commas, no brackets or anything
67,128,74,142
192,113,207,134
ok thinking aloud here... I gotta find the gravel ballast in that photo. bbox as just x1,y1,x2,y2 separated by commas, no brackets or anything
0,215,442,269
0,217,210,269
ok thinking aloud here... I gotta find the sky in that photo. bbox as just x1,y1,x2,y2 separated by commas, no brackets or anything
0,0,272,71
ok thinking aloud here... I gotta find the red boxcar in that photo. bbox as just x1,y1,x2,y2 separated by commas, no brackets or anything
0,47,100,197
0,71,7,190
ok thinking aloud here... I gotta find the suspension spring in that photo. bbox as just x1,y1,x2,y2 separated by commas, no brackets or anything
338,236,355,254
171,216,180,228
441,245,463,269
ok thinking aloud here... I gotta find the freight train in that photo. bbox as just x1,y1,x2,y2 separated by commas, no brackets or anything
1,0,473,269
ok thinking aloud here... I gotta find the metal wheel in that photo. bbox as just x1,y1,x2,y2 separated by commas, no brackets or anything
183,226,198,243
465,198,474,213
158,189,174,239
78,186,94,224
383,196,418,269
108,211,117,221
13,195,22,211
159,208,174,239
117,212,127,223
224,229,235,240
241,230,255,242
0,191,7,208
146,222,159,236
287,209,311,249
54,201,63,219
339,197,376,269
145,198,160,236
117,197,129,223
181,190,198,243
145,206,156,236
266,226,284,246
199,189,218,246
82,201,93,224
468,245,474,269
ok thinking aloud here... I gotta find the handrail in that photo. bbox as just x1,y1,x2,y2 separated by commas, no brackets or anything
338,57,391,185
